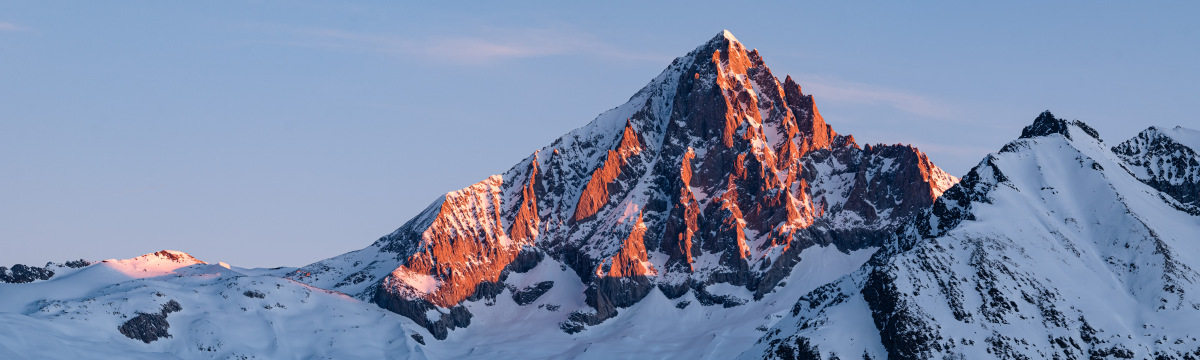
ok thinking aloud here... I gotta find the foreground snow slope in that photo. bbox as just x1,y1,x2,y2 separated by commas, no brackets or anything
747,112,1200,360
0,247,872,360
0,251,424,359
417,245,875,360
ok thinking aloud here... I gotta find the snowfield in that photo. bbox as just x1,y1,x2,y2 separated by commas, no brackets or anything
0,245,874,359
0,252,425,359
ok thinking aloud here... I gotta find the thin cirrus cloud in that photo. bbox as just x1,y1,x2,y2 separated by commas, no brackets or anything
796,75,958,120
287,27,670,65
0,22,26,32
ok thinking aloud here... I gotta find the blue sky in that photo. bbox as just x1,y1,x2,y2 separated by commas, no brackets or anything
3,1,1198,267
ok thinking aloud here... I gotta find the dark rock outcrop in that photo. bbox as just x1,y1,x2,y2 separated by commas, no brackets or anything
1020,110,1101,141
372,290,471,341
1113,126,1200,214
512,281,555,306
118,300,182,344
0,264,54,284
64,259,90,268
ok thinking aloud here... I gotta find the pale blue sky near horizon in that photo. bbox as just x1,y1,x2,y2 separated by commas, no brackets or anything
2,2,1198,267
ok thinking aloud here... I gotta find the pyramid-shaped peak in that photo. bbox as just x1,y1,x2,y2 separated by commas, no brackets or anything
1019,110,1101,142
705,30,743,47
719,29,739,43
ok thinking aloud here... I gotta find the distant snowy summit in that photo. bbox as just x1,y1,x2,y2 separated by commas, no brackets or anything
2,31,1199,360
2,250,238,284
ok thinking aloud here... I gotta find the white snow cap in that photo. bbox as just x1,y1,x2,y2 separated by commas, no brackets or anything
720,29,740,43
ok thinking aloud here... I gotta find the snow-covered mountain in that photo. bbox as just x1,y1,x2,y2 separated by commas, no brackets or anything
0,250,427,359
1113,125,1200,215
286,30,957,343
747,112,1200,359
3,31,1197,360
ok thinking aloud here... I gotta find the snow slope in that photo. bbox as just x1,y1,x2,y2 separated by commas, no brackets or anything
420,245,875,360
0,246,875,360
0,251,424,359
747,112,1200,359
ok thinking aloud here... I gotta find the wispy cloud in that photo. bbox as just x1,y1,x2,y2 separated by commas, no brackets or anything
0,22,27,32
796,76,957,119
284,26,668,65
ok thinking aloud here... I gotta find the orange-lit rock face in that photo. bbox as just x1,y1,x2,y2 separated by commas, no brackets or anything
783,76,837,156
914,147,959,200
572,121,642,222
674,36,845,260
714,181,751,260
573,150,624,222
382,176,529,308
662,148,700,270
509,159,540,243
711,45,762,149
595,213,657,278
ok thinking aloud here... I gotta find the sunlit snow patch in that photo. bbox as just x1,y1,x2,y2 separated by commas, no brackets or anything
98,250,208,278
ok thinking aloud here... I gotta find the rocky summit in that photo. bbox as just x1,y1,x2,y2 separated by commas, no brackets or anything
287,30,957,341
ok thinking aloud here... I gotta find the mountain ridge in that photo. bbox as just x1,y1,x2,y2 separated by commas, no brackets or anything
748,111,1200,359
285,30,960,339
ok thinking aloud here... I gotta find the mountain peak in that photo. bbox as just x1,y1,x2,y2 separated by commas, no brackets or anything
753,108,1200,359
99,250,207,278
290,29,960,343
697,29,747,57
1019,110,1101,141
1113,124,1200,212
700,30,741,48
718,29,739,43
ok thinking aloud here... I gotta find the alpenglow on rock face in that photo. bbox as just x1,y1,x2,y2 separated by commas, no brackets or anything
288,30,958,339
